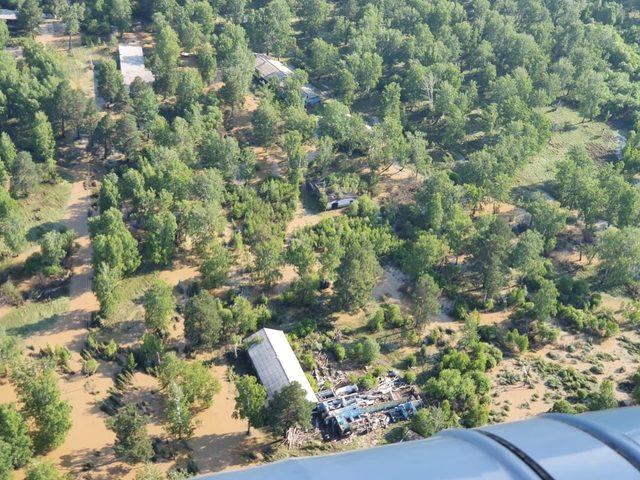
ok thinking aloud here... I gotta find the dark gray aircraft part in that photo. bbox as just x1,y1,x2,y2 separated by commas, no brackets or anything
193,407,640,480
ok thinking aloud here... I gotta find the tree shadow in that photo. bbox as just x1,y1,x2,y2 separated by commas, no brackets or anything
27,221,68,242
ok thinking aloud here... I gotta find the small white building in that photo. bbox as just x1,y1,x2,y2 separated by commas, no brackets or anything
245,328,317,403
254,53,321,107
0,9,17,21
254,53,293,82
118,44,154,88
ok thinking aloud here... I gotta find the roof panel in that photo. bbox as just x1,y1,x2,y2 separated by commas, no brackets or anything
118,44,154,87
246,328,317,403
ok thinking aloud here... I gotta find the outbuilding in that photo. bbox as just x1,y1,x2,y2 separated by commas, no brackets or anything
245,328,317,403
118,44,154,88
254,53,322,108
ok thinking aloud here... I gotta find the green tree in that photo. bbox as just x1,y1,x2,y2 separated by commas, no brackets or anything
575,71,609,121
93,262,121,319
527,192,567,252
471,216,513,303
30,112,55,163
62,1,84,50
411,402,459,438
196,43,217,84
143,280,176,335
152,23,180,93
25,461,67,480
531,279,559,321
0,188,26,258
98,172,120,212
598,227,640,287
200,242,232,289
0,19,8,49
12,362,72,454
50,81,86,138
0,403,33,468
334,240,382,311
0,442,12,480
184,291,228,349
109,0,131,36
17,0,43,35
587,379,618,411
143,210,177,267
266,382,314,438
96,59,126,105
90,114,117,160
510,230,546,279
114,114,142,158
175,68,203,115
252,236,284,287
10,152,40,198
157,353,220,411
233,375,267,434
162,381,194,440
90,208,141,274
130,79,159,134
348,336,380,365
216,24,254,111
252,98,279,146
412,274,441,330
248,0,294,57
107,404,153,464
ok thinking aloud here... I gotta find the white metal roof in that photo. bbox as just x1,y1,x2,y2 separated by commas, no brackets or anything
0,9,17,20
118,44,154,87
254,53,293,82
245,328,317,403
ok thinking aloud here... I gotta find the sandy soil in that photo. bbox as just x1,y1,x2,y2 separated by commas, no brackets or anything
373,266,408,307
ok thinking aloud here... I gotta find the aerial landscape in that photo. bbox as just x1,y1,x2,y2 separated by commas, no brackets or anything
1,0,640,478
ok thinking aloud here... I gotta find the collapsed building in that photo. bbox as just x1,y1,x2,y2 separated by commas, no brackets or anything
316,374,422,439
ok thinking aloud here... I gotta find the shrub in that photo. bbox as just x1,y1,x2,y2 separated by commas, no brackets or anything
348,337,380,365
357,372,376,390
367,308,384,332
331,343,346,362
405,371,417,384
82,358,99,376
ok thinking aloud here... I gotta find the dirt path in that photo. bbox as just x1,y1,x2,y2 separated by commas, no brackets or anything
12,167,124,479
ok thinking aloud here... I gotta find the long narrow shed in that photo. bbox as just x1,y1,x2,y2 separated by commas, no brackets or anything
118,44,154,87
245,328,317,403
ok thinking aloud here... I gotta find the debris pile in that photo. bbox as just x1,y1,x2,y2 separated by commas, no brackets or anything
314,373,422,440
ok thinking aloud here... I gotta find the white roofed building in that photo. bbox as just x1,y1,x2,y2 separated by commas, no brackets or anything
0,9,17,21
254,53,322,107
245,328,317,403
254,53,293,82
118,44,154,88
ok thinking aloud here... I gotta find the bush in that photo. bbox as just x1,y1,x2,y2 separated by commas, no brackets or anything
331,343,346,362
404,353,417,368
348,337,380,365
367,308,384,332
82,358,99,376
300,352,316,371
357,372,376,390
405,371,417,384
384,304,404,328
0,281,23,306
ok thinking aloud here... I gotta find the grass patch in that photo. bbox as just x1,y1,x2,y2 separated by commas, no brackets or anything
516,107,622,191
0,181,72,273
3,297,69,337
112,272,159,323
